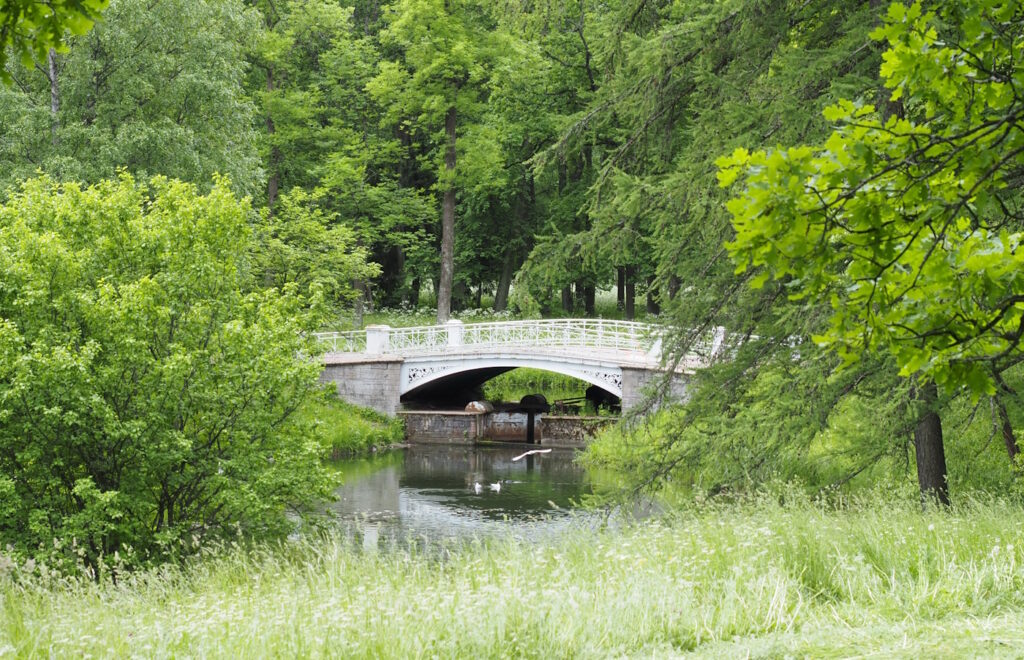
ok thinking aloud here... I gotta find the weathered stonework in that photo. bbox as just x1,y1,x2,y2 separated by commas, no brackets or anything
320,355,404,416
620,366,688,412
541,415,614,447
398,411,485,444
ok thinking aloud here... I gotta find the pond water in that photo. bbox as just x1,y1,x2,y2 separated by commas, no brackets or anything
327,444,601,549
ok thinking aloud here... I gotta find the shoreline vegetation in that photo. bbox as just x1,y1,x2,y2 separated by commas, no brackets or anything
2,492,1022,657
300,394,406,459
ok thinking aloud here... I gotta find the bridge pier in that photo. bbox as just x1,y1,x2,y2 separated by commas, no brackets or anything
320,355,404,416
621,366,688,412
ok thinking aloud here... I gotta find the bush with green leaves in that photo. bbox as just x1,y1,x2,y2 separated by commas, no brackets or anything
0,174,335,576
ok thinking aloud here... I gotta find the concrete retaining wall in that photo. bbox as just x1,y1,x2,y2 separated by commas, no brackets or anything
541,415,613,447
399,411,614,447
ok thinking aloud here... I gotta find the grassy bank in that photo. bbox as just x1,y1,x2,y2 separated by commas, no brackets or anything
3,494,1023,657
297,394,404,458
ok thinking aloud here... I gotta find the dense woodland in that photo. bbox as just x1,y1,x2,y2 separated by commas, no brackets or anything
0,0,1023,573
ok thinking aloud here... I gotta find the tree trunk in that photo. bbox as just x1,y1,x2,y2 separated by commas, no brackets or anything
265,67,280,212
493,246,515,312
646,276,660,314
995,397,1020,463
913,381,949,505
574,279,586,312
668,275,681,300
624,266,636,321
410,276,421,307
584,284,595,316
47,49,59,146
436,105,457,323
617,267,625,309
353,279,365,328
561,287,573,313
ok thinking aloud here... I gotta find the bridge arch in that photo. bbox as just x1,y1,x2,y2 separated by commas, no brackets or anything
399,354,624,400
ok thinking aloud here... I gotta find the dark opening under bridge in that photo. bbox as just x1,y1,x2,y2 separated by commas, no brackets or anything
317,319,725,416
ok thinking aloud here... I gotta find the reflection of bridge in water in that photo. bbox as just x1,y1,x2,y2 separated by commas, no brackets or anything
317,319,724,415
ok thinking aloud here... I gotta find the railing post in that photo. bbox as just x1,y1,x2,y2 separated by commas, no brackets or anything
446,319,464,347
646,337,663,362
710,326,726,360
366,325,391,354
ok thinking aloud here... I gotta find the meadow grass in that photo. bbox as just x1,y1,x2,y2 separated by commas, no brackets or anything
2,493,1023,658
295,394,404,457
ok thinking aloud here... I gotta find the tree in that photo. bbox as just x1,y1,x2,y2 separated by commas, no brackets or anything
250,186,381,315
0,0,108,80
368,0,506,322
245,0,435,314
0,0,262,197
0,174,336,574
719,1,1024,502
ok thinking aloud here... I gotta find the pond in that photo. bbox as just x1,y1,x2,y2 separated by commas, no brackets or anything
327,444,602,549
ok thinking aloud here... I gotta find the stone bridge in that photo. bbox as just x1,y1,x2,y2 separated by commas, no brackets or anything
317,319,724,416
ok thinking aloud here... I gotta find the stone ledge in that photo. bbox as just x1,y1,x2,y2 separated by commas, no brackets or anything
322,354,405,366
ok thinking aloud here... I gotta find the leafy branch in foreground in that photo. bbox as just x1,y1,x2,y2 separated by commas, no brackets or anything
0,0,108,81
720,1,1024,398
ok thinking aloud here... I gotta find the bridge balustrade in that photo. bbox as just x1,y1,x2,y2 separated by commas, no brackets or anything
314,319,736,370
316,319,668,357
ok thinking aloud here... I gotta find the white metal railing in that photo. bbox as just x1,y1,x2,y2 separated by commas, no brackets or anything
316,319,734,368
313,330,365,353
324,319,684,358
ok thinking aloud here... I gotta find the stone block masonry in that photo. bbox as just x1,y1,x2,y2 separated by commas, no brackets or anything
320,355,404,416
620,366,688,412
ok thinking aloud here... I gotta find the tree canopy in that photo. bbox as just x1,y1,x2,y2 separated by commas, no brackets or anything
720,0,1024,398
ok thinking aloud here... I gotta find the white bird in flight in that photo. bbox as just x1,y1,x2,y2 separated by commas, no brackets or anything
512,448,552,462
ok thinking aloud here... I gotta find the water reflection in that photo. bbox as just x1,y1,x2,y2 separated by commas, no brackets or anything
329,445,597,547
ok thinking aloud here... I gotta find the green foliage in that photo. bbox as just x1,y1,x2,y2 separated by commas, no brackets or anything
0,0,107,80
248,0,435,305
721,1,1024,397
0,0,262,197
481,368,589,403
250,187,380,314
3,496,1024,655
585,346,918,495
0,174,333,573
296,392,404,458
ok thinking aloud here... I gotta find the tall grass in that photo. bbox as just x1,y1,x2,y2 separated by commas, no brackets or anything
296,394,404,457
3,493,1023,657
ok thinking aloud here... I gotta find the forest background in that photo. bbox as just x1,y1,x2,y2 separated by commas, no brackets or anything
0,0,1023,567
2,0,1024,655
